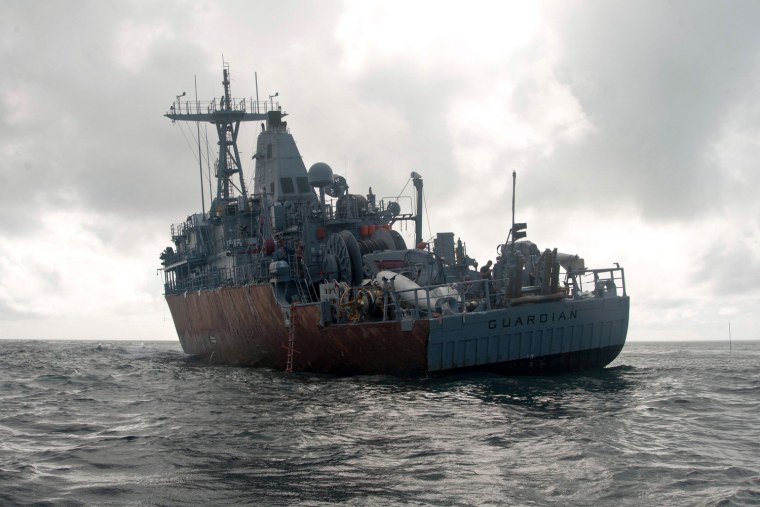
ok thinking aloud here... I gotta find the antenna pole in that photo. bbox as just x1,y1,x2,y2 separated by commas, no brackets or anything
205,124,213,207
255,72,259,114
195,75,206,214
412,173,424,247
729,321,732,355
511,170,516,232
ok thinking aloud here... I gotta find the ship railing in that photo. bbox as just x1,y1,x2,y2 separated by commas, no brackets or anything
170,214,209,238
316,197,413,224
163,245,208,266
335,199,364,220
381,271,622,322
171,222,188,238
163,264,268,295
324,203,334,220
233,262,269,285
169,98,280,116
379,196,413,215
164,270,223,294
569,267,626,298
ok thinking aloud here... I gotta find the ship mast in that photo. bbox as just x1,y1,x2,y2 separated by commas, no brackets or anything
165,63,267,213
510,170,527,243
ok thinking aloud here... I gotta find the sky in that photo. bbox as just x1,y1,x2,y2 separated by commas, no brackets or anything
2,0,760,342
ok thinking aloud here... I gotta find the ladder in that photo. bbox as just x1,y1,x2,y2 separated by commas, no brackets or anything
286,303,296,373
289,254,316,303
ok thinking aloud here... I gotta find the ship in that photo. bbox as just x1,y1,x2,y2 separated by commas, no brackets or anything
159,64,629,376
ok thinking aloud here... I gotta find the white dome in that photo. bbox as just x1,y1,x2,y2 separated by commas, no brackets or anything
308,162,333,188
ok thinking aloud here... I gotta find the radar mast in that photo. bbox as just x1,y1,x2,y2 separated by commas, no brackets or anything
165,63,269,213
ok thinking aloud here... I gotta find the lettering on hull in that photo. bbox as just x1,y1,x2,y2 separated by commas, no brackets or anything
488,310,577,329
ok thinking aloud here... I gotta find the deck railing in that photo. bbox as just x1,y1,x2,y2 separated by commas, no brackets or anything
376,265,627,322
168,98,279,117
572,267,627,298
163,262,271,295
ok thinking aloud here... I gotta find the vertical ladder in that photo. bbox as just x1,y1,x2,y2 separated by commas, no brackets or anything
286,303,296,373
300,252,320,302
289,254,315,303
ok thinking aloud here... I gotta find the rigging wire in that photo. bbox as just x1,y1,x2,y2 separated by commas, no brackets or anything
204,124,213,207
247,165,255,192
177,120,218,203
175,121,201,164
423,189,433,243
176,120,225,210
394,177,412,202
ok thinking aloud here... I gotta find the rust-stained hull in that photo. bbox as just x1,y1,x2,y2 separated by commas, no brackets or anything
165,284,428,376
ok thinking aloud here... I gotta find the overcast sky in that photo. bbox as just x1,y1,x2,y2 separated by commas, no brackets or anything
2,0,760,342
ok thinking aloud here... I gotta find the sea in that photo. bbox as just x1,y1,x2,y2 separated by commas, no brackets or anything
0,340,758,507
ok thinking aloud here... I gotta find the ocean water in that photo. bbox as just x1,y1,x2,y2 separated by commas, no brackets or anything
0,340,758,506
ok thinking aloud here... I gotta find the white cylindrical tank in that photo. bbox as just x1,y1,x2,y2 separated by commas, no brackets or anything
375,270,459,312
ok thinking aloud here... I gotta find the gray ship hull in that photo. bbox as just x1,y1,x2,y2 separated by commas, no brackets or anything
428,296,629,374
166,284,628,376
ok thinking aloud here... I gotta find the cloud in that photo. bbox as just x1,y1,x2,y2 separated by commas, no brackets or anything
2,0,760,341
1,2,199,237
534,0,760,220
695,232,760,296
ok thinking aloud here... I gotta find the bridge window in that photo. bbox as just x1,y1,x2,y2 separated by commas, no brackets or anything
280,177,295,194
267,144,273,159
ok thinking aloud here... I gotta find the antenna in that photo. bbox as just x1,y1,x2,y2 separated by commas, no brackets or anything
255,72,259,114
205,124,212,206
729,321,732,355
511,170,516,232
194,75,205,215
510,171,527,243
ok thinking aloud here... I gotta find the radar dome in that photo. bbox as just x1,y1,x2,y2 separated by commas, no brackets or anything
308,162,333,188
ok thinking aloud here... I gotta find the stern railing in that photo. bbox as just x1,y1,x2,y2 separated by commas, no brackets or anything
569,267,626,298
369,266,627,323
